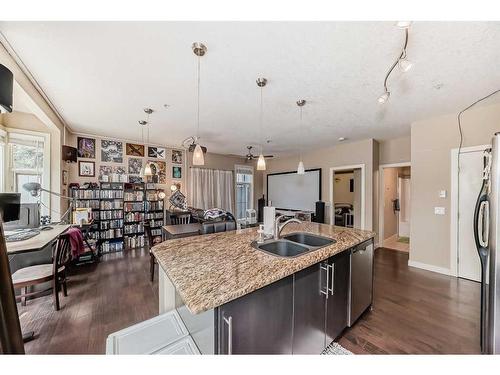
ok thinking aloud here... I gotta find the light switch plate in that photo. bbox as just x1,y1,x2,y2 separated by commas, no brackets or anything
439,190,447,198
434,207,446,215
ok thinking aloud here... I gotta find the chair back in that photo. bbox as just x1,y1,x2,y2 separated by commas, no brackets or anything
201,221,236,235
144,221,154,248
173,214,190,225
53,233,72,275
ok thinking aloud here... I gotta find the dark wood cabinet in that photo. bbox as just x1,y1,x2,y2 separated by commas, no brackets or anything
216,275,294,354
326,250,350,342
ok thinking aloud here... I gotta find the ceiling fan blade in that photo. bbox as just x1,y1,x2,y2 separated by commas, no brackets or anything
264,155,274,158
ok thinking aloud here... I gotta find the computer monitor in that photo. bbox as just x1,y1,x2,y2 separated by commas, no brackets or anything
0,193,21,223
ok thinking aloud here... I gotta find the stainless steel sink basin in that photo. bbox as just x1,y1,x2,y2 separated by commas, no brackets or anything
282,232,335,247
252,232,335,258
253,240,310,258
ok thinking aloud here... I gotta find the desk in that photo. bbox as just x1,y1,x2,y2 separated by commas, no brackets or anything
162,223,201,240
6,225,71,255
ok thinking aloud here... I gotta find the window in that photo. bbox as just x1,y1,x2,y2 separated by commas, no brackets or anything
235,165,254,221
6,131,50,212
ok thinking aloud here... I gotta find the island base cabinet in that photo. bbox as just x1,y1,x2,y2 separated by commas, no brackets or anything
292,263,328,354
216,275,294,354
325,251,350,343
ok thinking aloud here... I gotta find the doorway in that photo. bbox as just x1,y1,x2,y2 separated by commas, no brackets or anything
379,163,411,252
329,165,365,229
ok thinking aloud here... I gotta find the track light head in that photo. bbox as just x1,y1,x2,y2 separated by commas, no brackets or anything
398,58,413,72
378,91,390,104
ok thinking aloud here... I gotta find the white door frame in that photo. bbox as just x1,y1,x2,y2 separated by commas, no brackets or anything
329,164,366,230
450,144,490,277
378,162,411,249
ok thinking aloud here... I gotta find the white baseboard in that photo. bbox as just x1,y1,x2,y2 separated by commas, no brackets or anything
408,260,453,276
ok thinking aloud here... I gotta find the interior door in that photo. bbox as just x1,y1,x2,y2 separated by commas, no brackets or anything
458,149,487,282
397,176,411,237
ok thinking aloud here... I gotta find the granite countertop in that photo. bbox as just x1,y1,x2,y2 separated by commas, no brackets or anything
152,222,375,314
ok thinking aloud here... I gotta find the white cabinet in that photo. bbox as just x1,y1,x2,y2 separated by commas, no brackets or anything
106,310,200,355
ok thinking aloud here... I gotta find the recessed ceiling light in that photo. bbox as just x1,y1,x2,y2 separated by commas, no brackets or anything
338,137,346,142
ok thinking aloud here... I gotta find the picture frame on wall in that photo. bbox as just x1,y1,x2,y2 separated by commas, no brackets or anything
172,149,183,164
79,161,95,177
101,140,123,163
77,137,96,158
172,166,182,179
126,143,145,157
128,158,143,174
148,146,166,159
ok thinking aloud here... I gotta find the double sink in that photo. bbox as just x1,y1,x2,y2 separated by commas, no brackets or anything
252,232,335,258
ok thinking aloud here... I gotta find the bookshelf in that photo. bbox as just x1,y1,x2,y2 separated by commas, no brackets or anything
123,182,145,249
145,182,165,245
99,182,124,253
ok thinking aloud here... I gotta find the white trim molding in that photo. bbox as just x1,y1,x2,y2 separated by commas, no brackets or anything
329,164,366,230
378,162,411,249
408,260,452,276
450,144,490,277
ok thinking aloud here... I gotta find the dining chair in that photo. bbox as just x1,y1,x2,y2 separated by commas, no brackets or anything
173,214,190,225
144,222,157,282
12,233,71,311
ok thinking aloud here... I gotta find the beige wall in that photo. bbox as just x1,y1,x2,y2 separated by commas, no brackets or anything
411,101,500,271
379,136,411,165
264,138,377,230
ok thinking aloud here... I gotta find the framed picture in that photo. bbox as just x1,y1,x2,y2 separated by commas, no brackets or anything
172,150,183,164
126,143,145,157
62,170,68,185
77,137,96,158
101,140,123,163
148,146,166,159
172,166,182,179
128,158,143,174
99,165,113,181
79,161,95,177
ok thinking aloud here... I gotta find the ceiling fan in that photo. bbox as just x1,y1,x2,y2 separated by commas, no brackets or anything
244,146,274,161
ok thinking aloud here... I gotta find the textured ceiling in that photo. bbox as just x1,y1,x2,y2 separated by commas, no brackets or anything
1,21,500,156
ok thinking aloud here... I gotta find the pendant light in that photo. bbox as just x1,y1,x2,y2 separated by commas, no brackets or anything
296,99,306,175
139,108,154,177
192,42,207,166
256,77,267,171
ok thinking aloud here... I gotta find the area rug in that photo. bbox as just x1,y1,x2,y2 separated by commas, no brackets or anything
397,236,410,244
322,341,353,355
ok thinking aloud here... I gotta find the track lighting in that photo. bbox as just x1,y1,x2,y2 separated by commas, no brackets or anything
395,21,412,29
378,91,390,104
378,22,413,104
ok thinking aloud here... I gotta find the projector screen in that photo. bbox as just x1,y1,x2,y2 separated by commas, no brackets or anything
267,169,321,211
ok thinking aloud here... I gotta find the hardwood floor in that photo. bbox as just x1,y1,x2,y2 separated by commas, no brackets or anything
18,248,159,354
339,248,481,354
17,247,480,354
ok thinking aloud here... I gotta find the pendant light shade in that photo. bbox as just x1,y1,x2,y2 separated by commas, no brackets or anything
193,143,205,166
257,153,266,171
297,161,305,175
143,162,153,176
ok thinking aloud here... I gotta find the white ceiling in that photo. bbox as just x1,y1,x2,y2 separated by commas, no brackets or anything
1,21,500,157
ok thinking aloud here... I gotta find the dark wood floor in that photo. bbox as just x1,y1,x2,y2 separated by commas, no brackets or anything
18,247,481,354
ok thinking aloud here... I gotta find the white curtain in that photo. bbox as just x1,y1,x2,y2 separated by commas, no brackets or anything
189,168,234,213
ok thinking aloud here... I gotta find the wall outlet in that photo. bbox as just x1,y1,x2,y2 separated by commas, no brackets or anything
434,207,446,215
439,190,447,198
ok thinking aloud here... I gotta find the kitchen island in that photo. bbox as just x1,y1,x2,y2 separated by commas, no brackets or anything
151,222,375,354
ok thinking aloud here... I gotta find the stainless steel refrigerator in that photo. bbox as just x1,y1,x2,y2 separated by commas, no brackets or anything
474,132,500,354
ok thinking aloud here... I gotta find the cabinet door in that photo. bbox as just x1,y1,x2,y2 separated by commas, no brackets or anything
325,250,350,343
217,275,294,354
292,262,328,354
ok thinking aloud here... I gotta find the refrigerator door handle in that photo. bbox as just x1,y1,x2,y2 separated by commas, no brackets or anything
478,201,490,248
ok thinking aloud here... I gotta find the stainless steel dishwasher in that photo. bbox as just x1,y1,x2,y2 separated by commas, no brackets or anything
348,239,374,327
